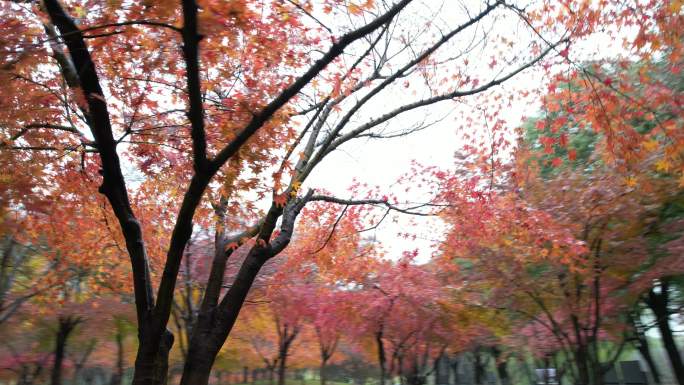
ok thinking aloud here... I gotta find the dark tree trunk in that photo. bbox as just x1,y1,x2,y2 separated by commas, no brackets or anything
449,357,459,385
646,284,684,385
490,348,509,385
268,367,275,385
132,329,174,385
571,321,590,385
18,364,43,385
473,348,485,385
631,314,661,384
320,359,328,385
110,331,125,385
177,336,220,385
277,348,288,385
74,341,97,385
50,316,81,385
376,331,387,385
181,250,270,385
405,365,425,385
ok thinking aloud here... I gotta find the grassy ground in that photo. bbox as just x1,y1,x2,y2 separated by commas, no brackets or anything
230,381,350,385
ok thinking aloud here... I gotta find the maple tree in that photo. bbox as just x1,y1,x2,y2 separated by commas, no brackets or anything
2,0,684,384
431,47,684,383
1,0,567,384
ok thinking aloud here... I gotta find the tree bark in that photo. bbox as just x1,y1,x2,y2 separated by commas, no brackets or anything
175,336,220,385
646,283,684,385
630,312,661,385
320,360,328,385
277,326,299,385
490,347,509,385
376,331,387,385
636,341,661,385
268,367,276,385
110,331,125,385
50,316,81,385
449,357,459,385
132,329,174,385
473,348,485,385
277,352,287,385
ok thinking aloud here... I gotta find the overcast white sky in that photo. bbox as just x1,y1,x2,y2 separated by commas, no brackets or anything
302,0,545,262
298,0,637,262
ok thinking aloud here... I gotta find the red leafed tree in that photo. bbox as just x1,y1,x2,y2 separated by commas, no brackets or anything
432,75,684,383
304,288,348,385
346,259,452,385
1,0,603,384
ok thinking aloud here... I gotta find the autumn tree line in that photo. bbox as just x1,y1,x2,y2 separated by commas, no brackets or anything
0,0,683,385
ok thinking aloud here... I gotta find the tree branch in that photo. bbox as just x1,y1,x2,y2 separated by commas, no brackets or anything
308,195,437,216
209,0,415,172
181,0,208,172
43,0,154,326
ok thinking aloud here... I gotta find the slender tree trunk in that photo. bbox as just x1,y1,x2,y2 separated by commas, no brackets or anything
18,364,43,385
576,353,590,385
376,331,387,385
320,359,328,385
629,312,661,384
473,348,484,385
647,285,684,385
491,348,509,385
277,349,288,385
637,341,661,385
268,367,275,385
51,316,81,385
110,331,125,385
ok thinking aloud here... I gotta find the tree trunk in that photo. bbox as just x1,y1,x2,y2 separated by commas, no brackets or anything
268,367,275,385
320,359,328,385
574,344,591,385
50,316,81,385
277,349,288,385
177,334,220,385
629,312,661,385
647,285,684,385
132,329,174,385
181,250,270,385
473,348,485,385
376,331,387,385
110,331,125,385
491,348,509,385
449,357,459,385
637,341,661,385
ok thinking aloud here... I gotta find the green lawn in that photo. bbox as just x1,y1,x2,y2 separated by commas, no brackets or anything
230,381,350,385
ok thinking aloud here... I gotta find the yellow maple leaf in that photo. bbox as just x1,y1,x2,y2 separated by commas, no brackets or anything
670,0,683,13
74,5,87,18
625,176,638,188
348,3,363,15
290,180,302,197
643,139,660,152
655,159,671,173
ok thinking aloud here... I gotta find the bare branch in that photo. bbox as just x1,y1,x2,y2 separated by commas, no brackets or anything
307,194,438,216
